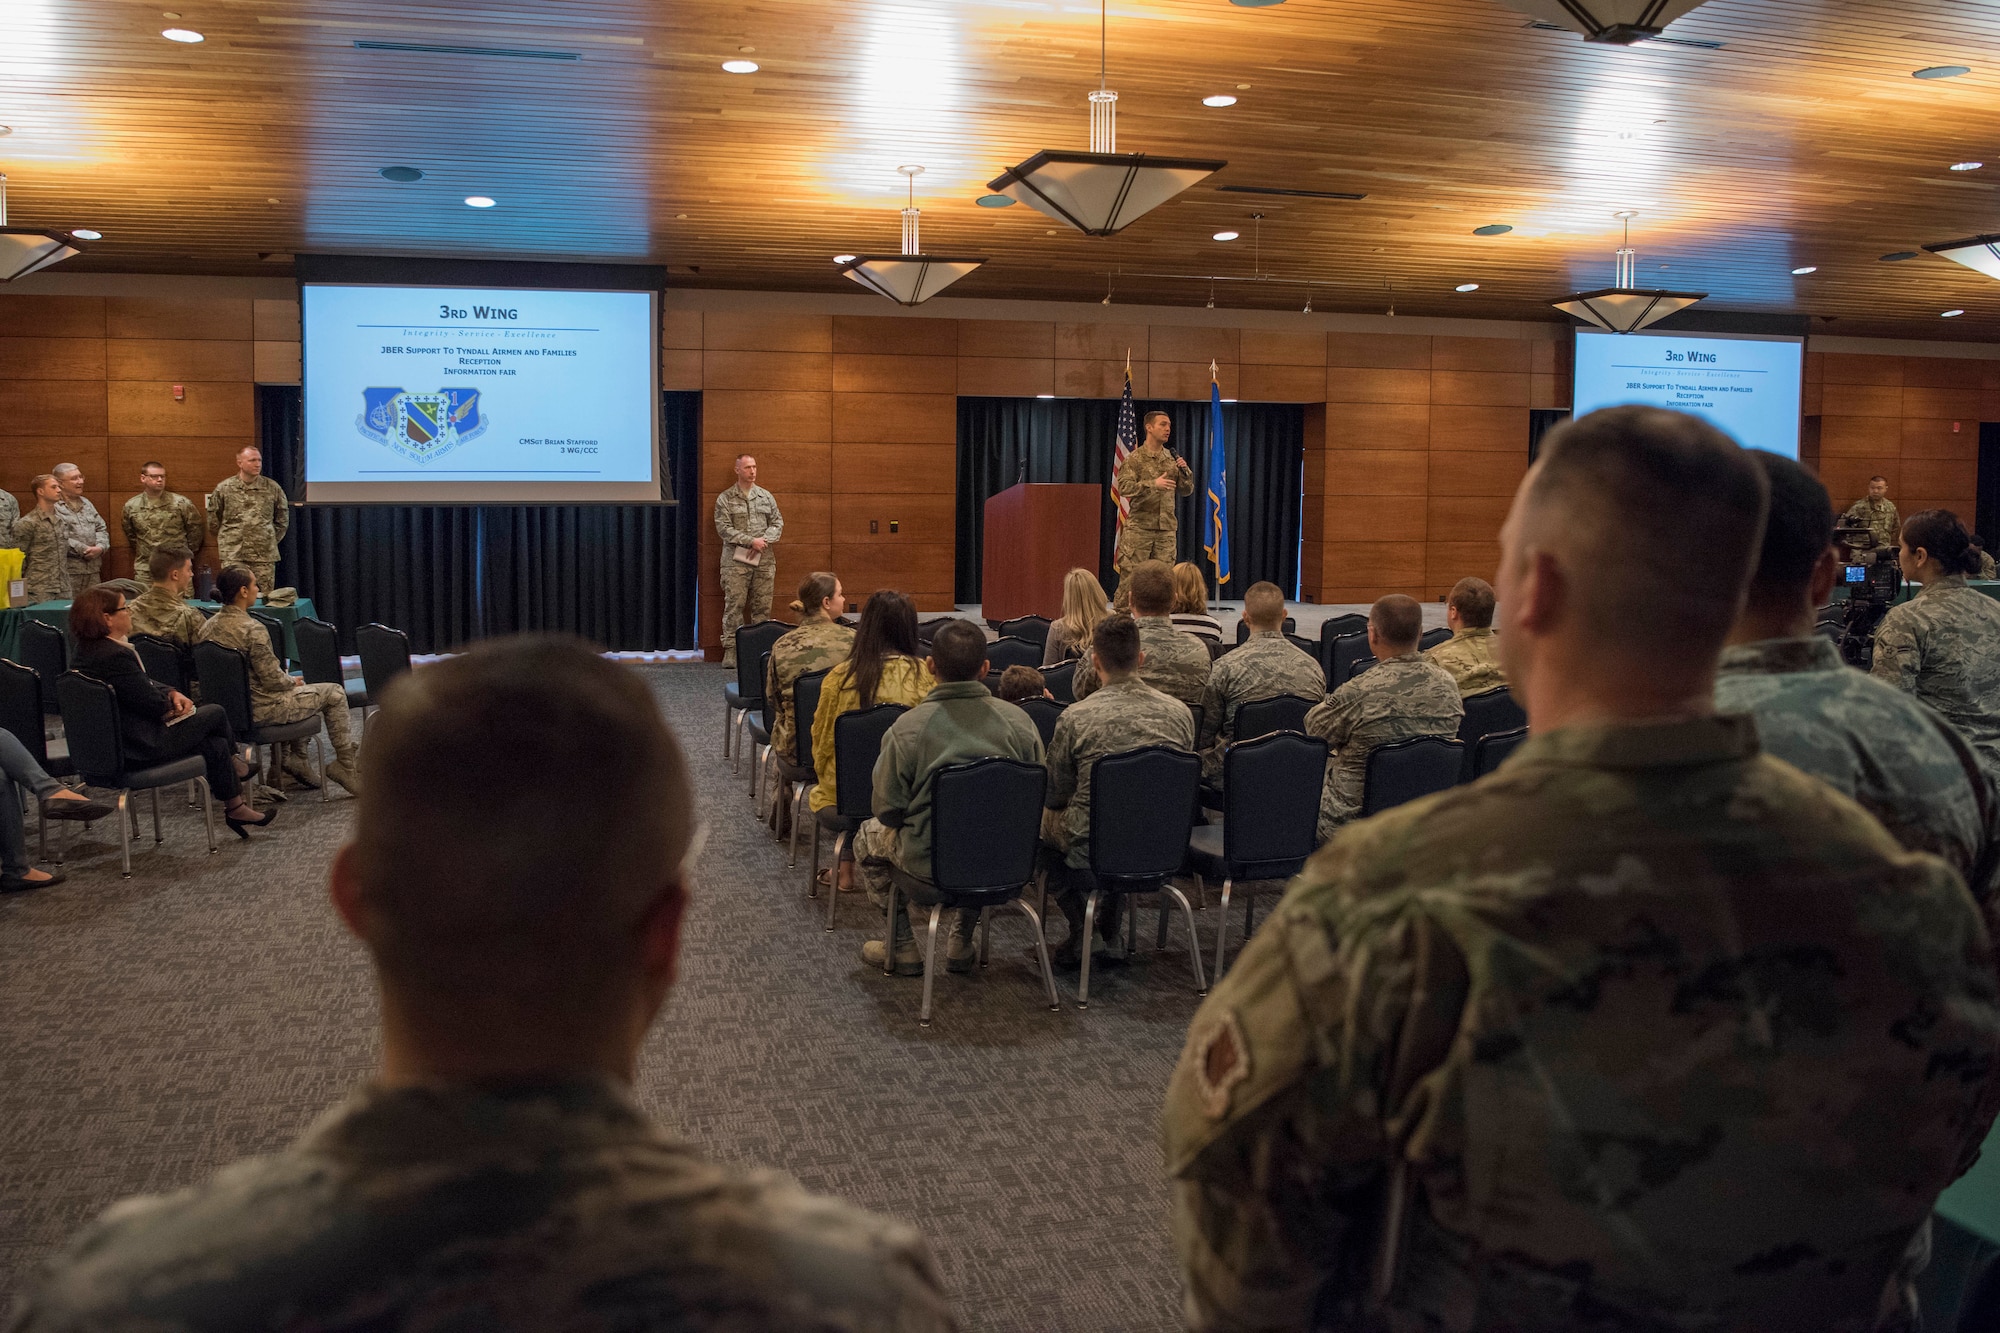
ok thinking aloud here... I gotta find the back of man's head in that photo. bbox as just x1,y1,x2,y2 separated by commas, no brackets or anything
1744,452,1834,613
1124,561,1173,616
1518,406,1767,663
1243,581,1287,631
1092,615,1142,676
927,619,988,683
1369,594,1423,651
349,636,695,1018
996,664,1046,702
1447,577,1496,629
148,545,192,584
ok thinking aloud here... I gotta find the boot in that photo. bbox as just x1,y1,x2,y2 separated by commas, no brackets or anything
860,937,923,976
325,757,362,797
280,749,322,790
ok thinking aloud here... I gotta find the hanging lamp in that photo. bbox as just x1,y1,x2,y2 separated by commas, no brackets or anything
1491,0,1713,43
1924,233,2000,282
1553,212,1705,333
0,175,88,281
986,0,1225,236
838,166,987,306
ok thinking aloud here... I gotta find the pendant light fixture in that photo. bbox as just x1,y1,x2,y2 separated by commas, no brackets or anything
1924,233,2000,282
1491,0,1713,43
1553,211,1705,333
0,175,88,281
986,0,1226,236
838,166,987,306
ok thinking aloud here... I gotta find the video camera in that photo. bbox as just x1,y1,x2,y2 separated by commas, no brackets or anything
1832,516,1900,667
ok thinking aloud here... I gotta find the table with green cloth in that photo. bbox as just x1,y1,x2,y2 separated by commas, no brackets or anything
1829,579,2000,606
0,597,319,663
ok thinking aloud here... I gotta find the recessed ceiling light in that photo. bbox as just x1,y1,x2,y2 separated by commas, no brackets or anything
1236,83,1251,89
70,229,102,240
1914,65,1971,79
1036,394,1055,399
1952,161,1985,171
722,59,758,73
975,193,1016,207
833,254,856,264
1455,283,1480,292
1880,250,1921,262
1230,0,1286,7
379,165,424,183
161,27,203,42
463,195,496,208
1202,95,1237,107
1791,265,1817,274
1942,308,1967,317
1213,230,1239,241
1472,224,1512,236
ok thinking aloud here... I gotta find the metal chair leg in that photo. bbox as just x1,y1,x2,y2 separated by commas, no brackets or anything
1163,883,1208,995
1078,890,1101,1009
722,698,733,759
882,877,900,975
918,905,943,1026
1214,876,1234,978
1009,898,1062,1011
826,831,847,931
199,777,216,853
150,788,163,844
806,816,821,897
977,906,991,967
1158,883,1173,951
117,789,132,878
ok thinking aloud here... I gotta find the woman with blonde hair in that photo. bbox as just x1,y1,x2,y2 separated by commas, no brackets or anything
1169,561,1223,642
1042,567,1111,666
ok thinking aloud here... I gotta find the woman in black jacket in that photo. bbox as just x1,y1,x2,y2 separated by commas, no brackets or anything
70,585,273,836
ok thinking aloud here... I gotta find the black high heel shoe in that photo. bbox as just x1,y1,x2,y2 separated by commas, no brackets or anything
225,807,277,840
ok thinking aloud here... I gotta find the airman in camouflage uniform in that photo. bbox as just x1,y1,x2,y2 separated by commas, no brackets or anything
1841,479,1900,567
207,448,289,595
1425,625,1504,694
1198,628,1323,777
11,476,71,603
121,463,205,580
1305,651,1463,841
1113,412,1194,570
1872,571,2000,782
714,455,783,668
52,464,109,596
1071,613,1209,712
1981,547,1999,580
0,487,18,550
198,601,360,795
129,584,207,650
765,603,854,766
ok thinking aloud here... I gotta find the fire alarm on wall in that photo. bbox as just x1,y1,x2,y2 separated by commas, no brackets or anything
1953,420,1962,433
172,383,185,402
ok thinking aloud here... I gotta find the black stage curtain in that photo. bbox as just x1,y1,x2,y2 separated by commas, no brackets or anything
260,387,699,653
1528,408,1571,464
956,397,1303,603
1978,426,2000,556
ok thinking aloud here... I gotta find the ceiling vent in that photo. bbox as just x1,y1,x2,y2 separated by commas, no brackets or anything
352,40,582,61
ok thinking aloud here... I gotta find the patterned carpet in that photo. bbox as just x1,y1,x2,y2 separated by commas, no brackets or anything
0,663,1211,1331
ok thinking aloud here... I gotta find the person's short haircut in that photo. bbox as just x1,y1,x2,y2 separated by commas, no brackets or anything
996,664,1047,702
352,636,696,1014
1903,509,1981,576
1370,594,1423,648
237,445,260,458
1743,453,1834,606
53,462,79,479
68,585,122,642
927,618,988,683
1243,581,1287,630
148,544,193,583
796,570,838,616
735,453,754,465
1870,474,1887,484
1143,410,1169,428
140,460,165,474
1124,560,1174,616
1524,406,1768,660
1446,577,1496,628
215,565,257,604
29,473,55,493
1092,614,1141,674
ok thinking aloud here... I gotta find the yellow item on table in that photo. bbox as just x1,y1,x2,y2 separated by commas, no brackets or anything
0,548,24,608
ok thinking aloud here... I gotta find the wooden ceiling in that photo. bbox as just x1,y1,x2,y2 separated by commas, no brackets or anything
7,0,2000,337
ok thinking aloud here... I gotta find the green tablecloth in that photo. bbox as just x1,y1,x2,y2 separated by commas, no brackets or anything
1829,580,2000,606
0,597,318,663
1938,1120,2000,1245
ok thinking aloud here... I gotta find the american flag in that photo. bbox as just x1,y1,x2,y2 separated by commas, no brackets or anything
1112,355,1136,547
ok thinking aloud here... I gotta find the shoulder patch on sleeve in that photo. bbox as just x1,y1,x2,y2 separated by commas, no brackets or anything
1192,1009,1252,1119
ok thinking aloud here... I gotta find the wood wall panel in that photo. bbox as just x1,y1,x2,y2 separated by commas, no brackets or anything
698,441,834,491
830,444,955,493
1327,367,1431,404
0,338,106,380
661,309,703,351
1432,337,1532,374
957,357,1053,397
254,341,303,384
1429,405,1525,452
1901,387,1982,420
105,298,252,341
703,390,832,440
108,435,256,480
0,296,106,338
105,339,254,382
1327,333,1430,369
830,493,957,543
1320,541,1428,586
1429,451,1528,497
1810,352,1984,529
1821,354,1903,385
252,300,300,341
1055,359,1144,398
702,312,831,353
833,353,957,394
1316,493,1427,543
6,438,109,486
701,350,833,392
833,393,956,444
1240,330,1327,366
0,382,109,435
1238,362,1323,402
1325,402,1429,450
956,320,1054,358
1149,361,1238,400
1055,323,1148,361
1901,419,1979,460
1430,370,1531,408
1821,382,1903,417
832,316,957,356
105,381,255,437
1149,325,1238,365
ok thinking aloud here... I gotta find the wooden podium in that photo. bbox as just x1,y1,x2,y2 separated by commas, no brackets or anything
981,483,1100,622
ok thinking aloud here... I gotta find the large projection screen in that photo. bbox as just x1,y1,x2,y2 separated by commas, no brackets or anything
301,265,665,503
1573,329,1805,459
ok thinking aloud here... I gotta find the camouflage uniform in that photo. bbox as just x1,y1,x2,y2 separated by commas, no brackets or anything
11,509,70,603
0,489,17,550
56,495,109,596
1162,715,2000,1333
1305,652,1463,841
1871,573,2000,783
129,585,208,648
765,612,855,763
713,484,783,667
1071,614,1211,715
1113,442,1194,570
198,605,357,769
1718,634,2000,913
1980,550,1998,581
1044,676,1195,870
1198,628,1324,778
121,491,205,578
1424,625,1506,695
207,474,289,594
12,1076,958,1333
1842,494,1901,567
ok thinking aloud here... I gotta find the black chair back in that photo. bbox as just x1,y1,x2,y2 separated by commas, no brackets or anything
792,667,830,768
1233,694,1313,742
130,633,187,692
1419,626,1453,651
984,635,1042,673
193,641,257,737
1346,654,1377,682
915,619,942,646
832,703,908,819
0,658,52,765
1814,619,1842,644
54,671,126,782
1318,612,1368,650
1015,696,1065,746
1089,746,1200,880
356,623,413,700
249,608,287,666
1326,631,1370,691
294,616,345,688
930,757,1047,900
733,619,790,705
1361,735,1465,816
1285,632,1317,659
1221,732,1328,880
996,615,1051,652
1473,726,1528,779
1187,702,1204,742
1207,639,1233,662
1043,659,1076,704
1237,615,1298,644
19,619,66,714
1456,685,1527,781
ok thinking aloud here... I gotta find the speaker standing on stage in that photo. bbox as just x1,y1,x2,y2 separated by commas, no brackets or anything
208,445,289,596
1113,410,1193,570
713,453,783,668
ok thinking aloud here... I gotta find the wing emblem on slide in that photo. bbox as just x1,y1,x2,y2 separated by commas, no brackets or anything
356,386,488,464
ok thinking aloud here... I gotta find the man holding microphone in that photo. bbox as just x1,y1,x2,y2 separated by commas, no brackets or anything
1113,410,1194,571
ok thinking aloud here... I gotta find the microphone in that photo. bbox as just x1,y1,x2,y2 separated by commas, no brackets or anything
1017,458,1028,485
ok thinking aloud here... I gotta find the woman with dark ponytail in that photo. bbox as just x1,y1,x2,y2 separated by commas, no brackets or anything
1871,509,2000,779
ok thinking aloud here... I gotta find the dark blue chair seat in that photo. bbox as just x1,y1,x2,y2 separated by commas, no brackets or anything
807,703,908,928
55,671,216,877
